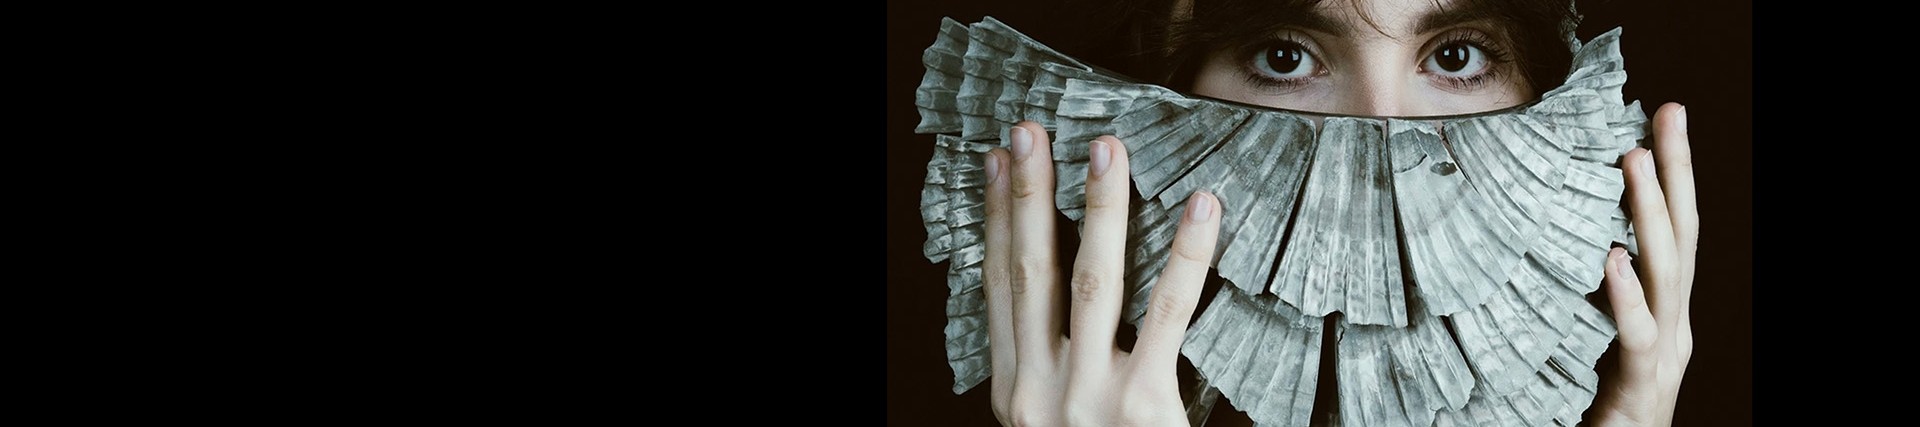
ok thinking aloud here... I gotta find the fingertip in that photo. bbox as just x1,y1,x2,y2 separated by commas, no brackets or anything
1651,103,1694,166
1625,147,1650,164
1185,191,1214,223
1089,139,1112,176
1623,147,1656,179
1094,135,1128,157
984,149,1007,186
1657,101,1685,117
1204,192,1219,223
1604,249,1645,307
1015,120,1042,133
1656,102,1686,130
1675,104,1688,133
1014,121,1050,147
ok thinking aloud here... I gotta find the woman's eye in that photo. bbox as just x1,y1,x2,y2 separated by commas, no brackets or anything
1425,42,1489,76
1253,41,1317,80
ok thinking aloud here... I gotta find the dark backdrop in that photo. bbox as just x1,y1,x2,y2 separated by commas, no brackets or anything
886,1,1751,425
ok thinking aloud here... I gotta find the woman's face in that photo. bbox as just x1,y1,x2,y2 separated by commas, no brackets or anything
1190,0,1534,117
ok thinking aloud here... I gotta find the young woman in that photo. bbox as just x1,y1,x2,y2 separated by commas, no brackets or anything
967,0,1697,425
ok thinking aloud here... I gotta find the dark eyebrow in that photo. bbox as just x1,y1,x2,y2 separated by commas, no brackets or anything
1288,8,1353,36
1413,1,1504,35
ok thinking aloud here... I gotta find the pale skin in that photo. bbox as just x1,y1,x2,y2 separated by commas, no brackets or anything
975,0,1697,426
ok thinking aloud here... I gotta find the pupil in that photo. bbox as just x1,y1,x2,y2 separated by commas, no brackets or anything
1270,47,1303,73
1437,45,1469,72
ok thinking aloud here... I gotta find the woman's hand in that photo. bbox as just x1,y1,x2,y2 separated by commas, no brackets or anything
1590,102,1697,426
980,121,1223,427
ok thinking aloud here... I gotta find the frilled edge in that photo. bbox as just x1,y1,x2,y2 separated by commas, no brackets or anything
911,17,1643,418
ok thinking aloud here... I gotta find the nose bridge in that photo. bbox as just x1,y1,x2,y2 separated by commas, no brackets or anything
1344,38,1420,116
1343,53,1412,117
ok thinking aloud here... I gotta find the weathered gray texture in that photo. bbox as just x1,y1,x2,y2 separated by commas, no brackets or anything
1333,311,1476,427
1186,112,1315,302
1052,79,1184,221
1387,119,1519,320
1271,118,1407,326
923,135,999,394
913,18,969,134
910,17,1648,426
1183,287,1324,427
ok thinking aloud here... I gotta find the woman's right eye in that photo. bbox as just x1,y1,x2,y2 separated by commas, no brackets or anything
1252,41,1318,80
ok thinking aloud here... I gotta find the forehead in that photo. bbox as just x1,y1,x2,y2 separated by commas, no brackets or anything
1323,0,1453,32
1205,0,1489,39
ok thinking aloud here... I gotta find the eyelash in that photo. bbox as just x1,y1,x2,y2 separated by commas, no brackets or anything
1234,30,1518,93
1425,31,1514,91
1238,34,1321,93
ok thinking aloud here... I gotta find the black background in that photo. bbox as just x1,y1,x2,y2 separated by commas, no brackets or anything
885,0,1752,425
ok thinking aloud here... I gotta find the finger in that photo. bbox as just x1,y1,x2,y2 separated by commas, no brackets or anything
1603,248,1658,379
1131,191,1221,376
1007,122,1065,373
980,149,1019,400
1067,136,1131,376
1622,147,1682,325
1651,103,1699,298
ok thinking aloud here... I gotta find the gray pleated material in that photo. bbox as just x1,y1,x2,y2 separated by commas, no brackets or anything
956,18,1016,141
1053,79,1184,221
1184,287,1323,427
1025,63,1120,128
921,137,953,262
1185,112,1314,298
1388,119,1518,319
914,18,969,134
910,17,1645,424
1272,118,1407,327
921,134,999,394
1332,311,1476,427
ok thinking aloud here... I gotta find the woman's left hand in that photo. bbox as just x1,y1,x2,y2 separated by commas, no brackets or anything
1589,102,1698,426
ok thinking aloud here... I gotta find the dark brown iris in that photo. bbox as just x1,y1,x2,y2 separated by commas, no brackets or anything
1267,44,1306,74
1435,44,1470,72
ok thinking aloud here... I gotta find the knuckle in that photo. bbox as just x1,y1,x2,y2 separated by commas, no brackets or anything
1117,402,1163,425
1678,326,1695,358
992,401,1014,427
1659,268,1683,292
1061,408,1087,427
987,193,1013,216
1062,404,1103,427
1010,256,1049,296
984,266,1011,291
1012,172,1049,201
1146,286,1191,326
1069,268,1111,304
1170,241,1211,266
1008,401,1051,427
1083,194,1121,211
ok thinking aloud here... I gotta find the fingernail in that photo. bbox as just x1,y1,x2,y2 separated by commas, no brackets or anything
1089,140,1111,176
1188,192,1212,221
984,152,1000,185
1639,151,1655,178
1677,105,1688,133
1010,127,1032,160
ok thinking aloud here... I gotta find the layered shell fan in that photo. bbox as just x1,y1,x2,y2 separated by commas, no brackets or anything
913,16,1649,427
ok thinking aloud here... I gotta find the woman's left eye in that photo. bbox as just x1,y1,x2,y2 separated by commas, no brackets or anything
1423,42,1489,77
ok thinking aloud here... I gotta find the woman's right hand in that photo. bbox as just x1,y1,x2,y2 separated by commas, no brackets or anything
1589,103,1697,426
980,121,1224,427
